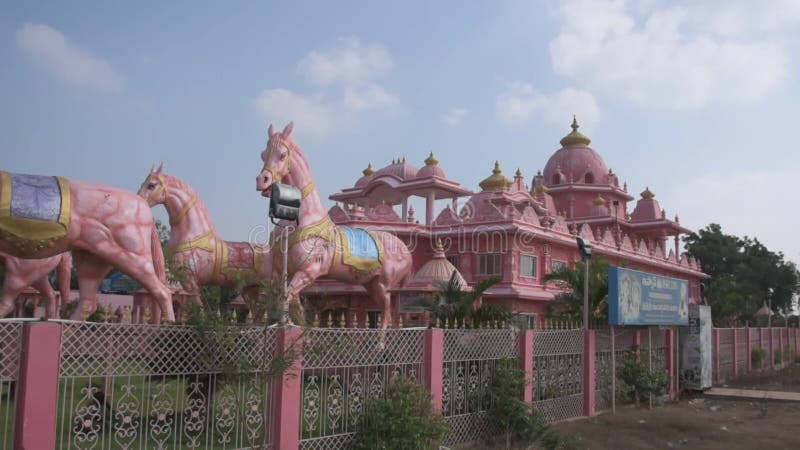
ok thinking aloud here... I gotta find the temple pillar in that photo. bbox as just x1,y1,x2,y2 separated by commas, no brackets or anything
426,191,435,226
402,197,408,221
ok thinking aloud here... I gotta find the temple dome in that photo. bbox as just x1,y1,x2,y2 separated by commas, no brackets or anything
543,117,609,186
355,163,375,187
416,152,446,179
630,187,662,222
404,239,468,292
374,157,419,180
479,161,512,192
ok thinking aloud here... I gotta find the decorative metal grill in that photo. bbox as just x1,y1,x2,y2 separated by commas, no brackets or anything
0,321,23,450
56,321,277,450
299,328,425,450
594,328,636,411
532,329,584,423
441,329,518,446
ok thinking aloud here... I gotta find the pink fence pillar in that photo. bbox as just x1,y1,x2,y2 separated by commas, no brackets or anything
769,328,775,369
732,328,738,377
14,321,62,450
746,327,752,373
423,328,445,413
664,329,675,398
712,329,720,383
582,330,596,416
519,330,534,403
270,327,304,450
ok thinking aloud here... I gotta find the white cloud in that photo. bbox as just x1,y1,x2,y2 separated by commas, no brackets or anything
252,88,333,136
16,23,124,93
495,82,600,127
343,84,398,111
664,169,800,263
298,38,393,86
549,0,788,109
441,107,468,126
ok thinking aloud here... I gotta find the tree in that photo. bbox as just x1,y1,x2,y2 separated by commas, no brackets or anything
684,223,800,324
542,257,610,323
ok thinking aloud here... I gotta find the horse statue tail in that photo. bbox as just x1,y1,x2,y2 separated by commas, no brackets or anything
57,253,72,306
151,225,167,283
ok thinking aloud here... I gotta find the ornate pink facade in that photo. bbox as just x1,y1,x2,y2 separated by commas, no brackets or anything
306,118,707,327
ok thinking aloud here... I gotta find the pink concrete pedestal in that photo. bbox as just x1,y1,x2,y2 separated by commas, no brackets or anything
13,321,62,450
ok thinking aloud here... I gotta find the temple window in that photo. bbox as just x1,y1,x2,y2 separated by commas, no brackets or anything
446,254,460,269
584,172,594,184
552,174,561,185
551,259,567,273
520,254,537,278
478,253,502,276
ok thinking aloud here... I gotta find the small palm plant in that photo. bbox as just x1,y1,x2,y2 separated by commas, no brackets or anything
542,257,610,323
415,271,501,327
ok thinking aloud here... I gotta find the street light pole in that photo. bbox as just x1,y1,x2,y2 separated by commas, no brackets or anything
583,258,590,330
576,237,592,330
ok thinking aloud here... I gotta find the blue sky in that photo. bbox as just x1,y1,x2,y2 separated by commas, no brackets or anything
2,0,800,262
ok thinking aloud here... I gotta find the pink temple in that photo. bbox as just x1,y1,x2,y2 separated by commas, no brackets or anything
300,117,707,327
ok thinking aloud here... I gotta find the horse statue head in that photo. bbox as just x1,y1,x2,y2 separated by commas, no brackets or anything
137,163,167,206
256,122,296,198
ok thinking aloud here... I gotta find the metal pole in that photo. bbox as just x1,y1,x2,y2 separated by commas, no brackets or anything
675,326,680,400
280,225,290,325
584,259,590,330
611,325,616,415
648,327,653,409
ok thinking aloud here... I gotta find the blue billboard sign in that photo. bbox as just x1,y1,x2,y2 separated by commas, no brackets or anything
608,267,689,326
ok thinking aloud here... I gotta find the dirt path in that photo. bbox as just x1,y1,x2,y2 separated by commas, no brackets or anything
555,365,800,450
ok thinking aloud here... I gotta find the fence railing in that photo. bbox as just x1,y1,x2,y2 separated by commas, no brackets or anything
0,321,23,450
5,318,798,450
711,327,800,384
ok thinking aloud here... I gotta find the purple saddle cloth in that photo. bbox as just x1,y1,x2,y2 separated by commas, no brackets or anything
9,173,64,221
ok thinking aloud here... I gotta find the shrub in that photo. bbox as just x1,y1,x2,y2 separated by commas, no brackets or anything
774,349,782,365
346,376,449,450
618,351,668,402
751,348,767,369
482,359,578,450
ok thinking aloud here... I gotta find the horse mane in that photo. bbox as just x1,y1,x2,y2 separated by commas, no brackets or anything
162,172,198,197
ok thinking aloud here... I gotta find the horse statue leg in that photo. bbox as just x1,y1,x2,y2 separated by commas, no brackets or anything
31,277,58,319
365,278,393,329
71,250,112,320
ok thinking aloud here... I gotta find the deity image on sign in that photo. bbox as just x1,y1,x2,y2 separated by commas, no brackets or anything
619,271,641,322
679,281,689,321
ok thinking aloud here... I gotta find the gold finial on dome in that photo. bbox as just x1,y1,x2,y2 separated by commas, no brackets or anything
593,194,606,206
640,186,655,199
515,167,523,178
362,163,374,177
559,115,591,147
424,152,439,166
479,161,512,192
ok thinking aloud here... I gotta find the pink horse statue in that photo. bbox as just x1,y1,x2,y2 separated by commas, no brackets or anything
255,122,412,328
137,165,272,319
0,171,174,322
0,251,71,318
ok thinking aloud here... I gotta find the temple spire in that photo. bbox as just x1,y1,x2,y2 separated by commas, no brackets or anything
559,115,591,147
